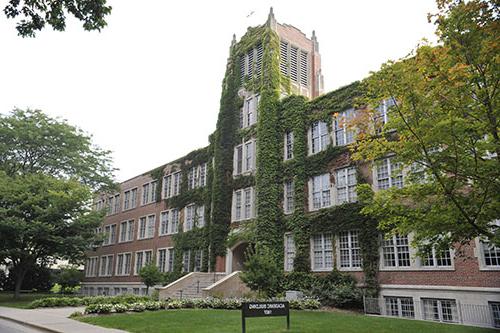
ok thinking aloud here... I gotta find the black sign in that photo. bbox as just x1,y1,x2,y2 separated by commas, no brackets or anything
241,301,290,332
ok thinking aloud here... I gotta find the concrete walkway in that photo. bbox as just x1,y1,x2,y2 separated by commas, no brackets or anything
0,306,127,333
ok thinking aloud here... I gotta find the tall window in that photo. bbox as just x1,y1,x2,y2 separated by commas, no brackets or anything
284,131,294,160
234,140,256,176
138,215,155,239
384,297,415,318
310,121,329,154
187,163,208,190
310,173,331,210
85,257,98,277
172,172,181,196
241,95,259,128
123,188,137,210
103,224,117,245
284,233,296,272
99,255,113,277
158,249,167,273
119,220,134,242
422,247,453,268
107,194,120,215
374,97,396,133
284,180,294,214
167,248,175,272
490,302,500,328
160,209,179,235
135,250,152,275
232,187,255,222
338,231,362,269
482,241,500,267
334,108,356,146
279,40,309,87
422,299,458,323
376,157,403,190
382,235,411,268
193,250,203,272
184,204,195,232
182,250,191,272
312,234,333,271
142,181,157,205
335,167,357,204
116,253,131,276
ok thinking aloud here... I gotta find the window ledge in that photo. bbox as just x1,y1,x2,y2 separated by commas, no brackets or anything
479,266,500,271
338,268,363,272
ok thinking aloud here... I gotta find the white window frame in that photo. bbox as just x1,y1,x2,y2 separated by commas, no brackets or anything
311,233,333,272
134,249,153,275
337,230,362,271
333,108,356,146
308,120,330,155
123,187,138,211
163,171,182,199
283,180,294,215
284,233,296,272
103,224,117,246
380,234,413,270
418,247,454,270
308,173,332,211
106,193,120,215
232,187,256,222
374,157,404,191
182,250,191,273
384,296,415,318
284,131,294,160
119,219,134,243
240,94,260,129
422,298,458,323
115,252,132,276
141,181,157,206
233,139,256,176
334,166,357,205
85,256,98,277
157,247,175,273
99,255,114,277
475,221,500,271
193,249,203,272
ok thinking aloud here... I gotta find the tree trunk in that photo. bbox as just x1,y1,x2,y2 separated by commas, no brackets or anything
146,285,149,296
13,267,27,299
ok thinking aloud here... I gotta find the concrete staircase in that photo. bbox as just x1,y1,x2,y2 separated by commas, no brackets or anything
159,272,227,299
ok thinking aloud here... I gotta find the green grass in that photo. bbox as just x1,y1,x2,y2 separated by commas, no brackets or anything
78,309,496,333
0,292,67,308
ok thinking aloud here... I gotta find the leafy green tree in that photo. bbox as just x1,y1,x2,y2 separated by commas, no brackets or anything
352,0,499,250
0,109,115,298
139,264,163,295
56,265,84,294
3,0,112,37
240,245,281,298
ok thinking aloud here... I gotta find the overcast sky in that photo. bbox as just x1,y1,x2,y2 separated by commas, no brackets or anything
0,0,438,182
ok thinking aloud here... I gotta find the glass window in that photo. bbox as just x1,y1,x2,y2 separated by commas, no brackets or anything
376,157,403,190
334,108,355,146
383,235,411,268
285,233,295,272
335,167,357,204
422,299,458,323
338,231,362,269
384,297,415,318
285,131,294,160
284,181,294,214
311,121,329,154
311,173,331,210
312,233,333,271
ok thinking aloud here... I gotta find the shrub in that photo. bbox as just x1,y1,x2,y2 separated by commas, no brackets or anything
282,271,318,292
69,311,84,318
310,270,363,309
129,302,146,312
113,304,129,313
85,303,113,314
289,298,321,310
240,246,282,298
144,301,163,311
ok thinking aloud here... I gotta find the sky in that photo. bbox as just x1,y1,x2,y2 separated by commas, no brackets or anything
0,0,438,182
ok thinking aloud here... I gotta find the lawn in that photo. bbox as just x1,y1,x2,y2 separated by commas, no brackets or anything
0,292,65,308
78,309,496,333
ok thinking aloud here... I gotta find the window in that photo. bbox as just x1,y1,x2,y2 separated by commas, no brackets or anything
310,121,329,154
99,255,113,277
422,247,453,268
187,163,207,190
160,209,179,235
232,187,255,222
284,131,294,160
163,172,181,198
490,302,500,328
374,97,396,133
134,250,153,275
193,250,203,272
240,46,262,83
196,205,205,228
107,194,120,215
142,181,157,205
312,234,333,271
334,108,356,146
338,231,362,269
284,233,296,272
119,220,134,242
184,204,195,232
422,298,458,323
138,215,155,239
384,297,415,318
85,257,98,277
279,40,309,86
284,181,294,214
94,199,105,211
310,173,331,210
157,248,175,273
234,140,256,176
182,250,191,273
335,167,357,204
376,157,403,190
482,241,500,267
116,253,131,276
103,224,117,245
382,235,411,268
299,50,308,86
241,95,259,128
123,188,138,210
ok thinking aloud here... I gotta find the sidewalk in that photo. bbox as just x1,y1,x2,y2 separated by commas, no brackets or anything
0,306,128,333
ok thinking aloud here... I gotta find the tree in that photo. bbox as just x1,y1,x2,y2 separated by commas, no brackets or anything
139,264,163,295
56,265,84,294
352,0,499,251
0,109,115,298
240,245,281,298
3,0,112,37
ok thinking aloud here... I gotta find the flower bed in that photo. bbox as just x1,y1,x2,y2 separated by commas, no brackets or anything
82,298,321,315
28,294,150,308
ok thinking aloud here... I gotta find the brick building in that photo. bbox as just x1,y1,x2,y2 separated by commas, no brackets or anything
82,8,499,327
